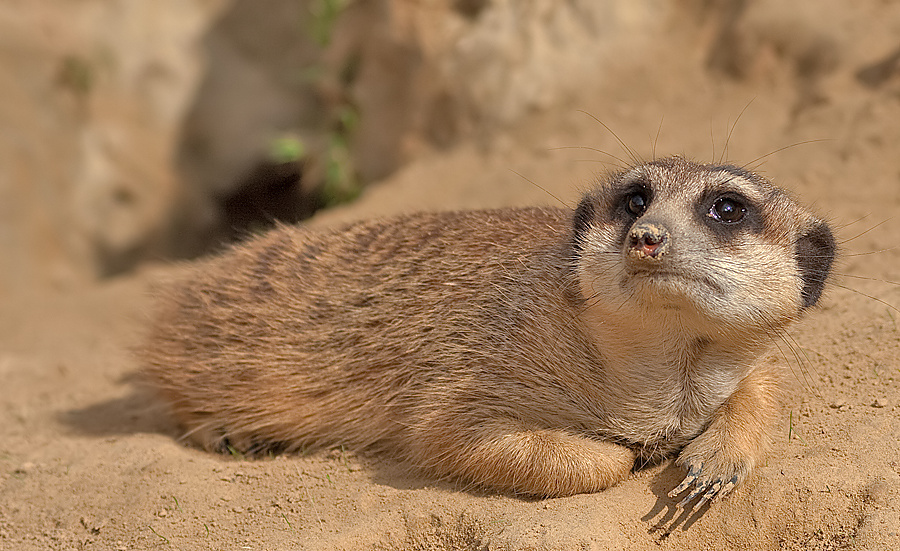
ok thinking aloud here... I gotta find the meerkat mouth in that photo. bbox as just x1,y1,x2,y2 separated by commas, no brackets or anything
623,268,726,299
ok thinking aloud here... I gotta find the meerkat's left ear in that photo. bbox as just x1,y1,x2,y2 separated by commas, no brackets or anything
796,220,836,309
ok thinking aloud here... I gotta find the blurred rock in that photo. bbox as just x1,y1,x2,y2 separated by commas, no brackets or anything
1,0,670,290
181,0,670,242
701,0,840,113
0,0,229,290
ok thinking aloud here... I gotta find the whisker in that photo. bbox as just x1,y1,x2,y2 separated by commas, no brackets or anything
831,282,900,314
841,246,899,257
549,145,628,167
768,327,811,392
720,99,755,164
652,116,664,161
744,139,833,169
835,272,900,287
832,213,873,231
838,217,894,246
508,169,569,208
778,325,820,395
576,110,643,166
571,158,628,167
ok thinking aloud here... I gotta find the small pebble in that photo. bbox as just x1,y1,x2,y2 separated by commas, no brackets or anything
13,462,35,475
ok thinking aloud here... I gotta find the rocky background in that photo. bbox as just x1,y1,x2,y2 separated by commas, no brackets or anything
1,0,666,288
2,1,900,550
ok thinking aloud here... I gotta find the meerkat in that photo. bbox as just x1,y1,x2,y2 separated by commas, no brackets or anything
141,156,835,507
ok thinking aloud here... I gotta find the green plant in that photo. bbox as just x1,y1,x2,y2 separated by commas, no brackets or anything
304,0,364,209
320,105,362,207
309,0,351,47
267,134,308,164
58,55,95,96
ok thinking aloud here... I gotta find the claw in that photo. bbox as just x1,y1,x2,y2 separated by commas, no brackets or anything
676,480,710,508
694,479,724,509
693,492,713,510
678,473,740,508
712,475,739,503
668,462,703,498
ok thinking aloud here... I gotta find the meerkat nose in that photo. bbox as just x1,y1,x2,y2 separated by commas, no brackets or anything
628,222,671,260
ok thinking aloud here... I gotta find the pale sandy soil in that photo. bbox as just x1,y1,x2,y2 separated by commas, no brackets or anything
3,5,900,550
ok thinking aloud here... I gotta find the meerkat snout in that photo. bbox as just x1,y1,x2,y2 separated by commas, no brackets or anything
627,221,671,259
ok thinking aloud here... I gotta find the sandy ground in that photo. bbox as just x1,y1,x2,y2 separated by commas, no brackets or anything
3,5,900,550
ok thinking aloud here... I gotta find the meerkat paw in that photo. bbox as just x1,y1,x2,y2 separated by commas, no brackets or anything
667,366,778,508
667,441,753,509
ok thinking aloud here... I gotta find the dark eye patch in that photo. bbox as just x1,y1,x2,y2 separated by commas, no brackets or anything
708,196,747,224
610,177,654,247
625,191,649,217
571,174,655,253
611,176,653,218
697,189,763,239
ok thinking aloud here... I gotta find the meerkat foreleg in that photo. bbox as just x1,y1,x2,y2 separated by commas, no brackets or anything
417,421,636,497
668,364,781,507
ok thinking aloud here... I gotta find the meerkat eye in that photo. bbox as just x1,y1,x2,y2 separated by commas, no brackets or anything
625,192,649,216
708,197,746,224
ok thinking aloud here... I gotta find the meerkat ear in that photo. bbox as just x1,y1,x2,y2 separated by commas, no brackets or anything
572,194,597,250
796,220,836,309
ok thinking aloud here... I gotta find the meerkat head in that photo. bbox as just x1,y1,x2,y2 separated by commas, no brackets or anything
572,156,836,335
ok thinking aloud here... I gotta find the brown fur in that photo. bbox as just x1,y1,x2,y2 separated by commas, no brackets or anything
141,156,835,500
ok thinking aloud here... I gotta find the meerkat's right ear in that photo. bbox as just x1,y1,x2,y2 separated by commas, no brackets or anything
573,194,597,251
796,220,836,309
